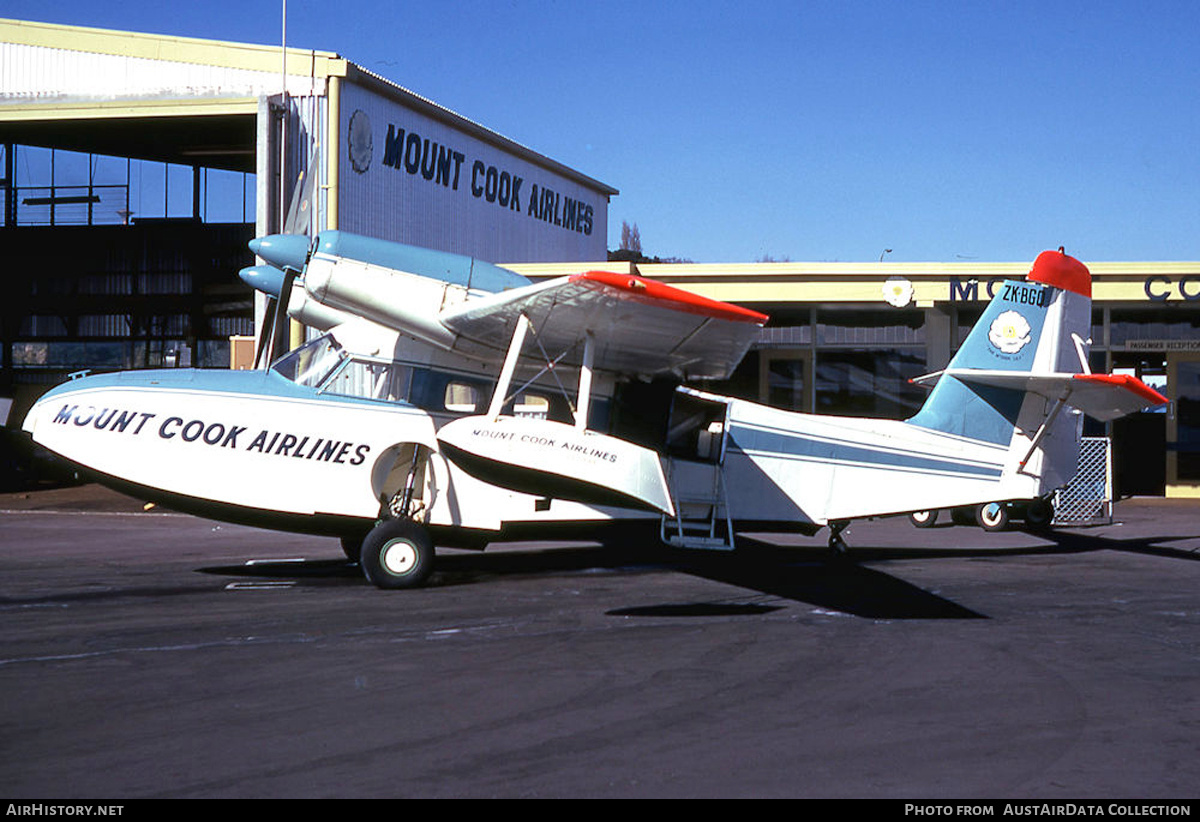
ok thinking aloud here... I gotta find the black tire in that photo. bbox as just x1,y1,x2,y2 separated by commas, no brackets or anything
360,519,435,589
975,502,1009,532
909,510,938,528
1024,498,1054,532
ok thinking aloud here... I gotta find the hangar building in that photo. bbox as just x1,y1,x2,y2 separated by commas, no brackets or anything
2,18,1197,498
0,17,615,398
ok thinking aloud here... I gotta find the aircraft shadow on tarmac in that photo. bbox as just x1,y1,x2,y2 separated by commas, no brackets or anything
199,524,1198,619
199,540,993,619
1039,529,1200,562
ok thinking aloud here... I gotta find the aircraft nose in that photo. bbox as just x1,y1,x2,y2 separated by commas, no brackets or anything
21,373,100,436
239,265,287,298
249,234,310,272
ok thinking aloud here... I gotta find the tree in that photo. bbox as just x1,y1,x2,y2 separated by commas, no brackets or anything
609,221,692,264
619,221,642,255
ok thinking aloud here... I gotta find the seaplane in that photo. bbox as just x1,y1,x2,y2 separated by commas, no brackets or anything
21,217,1167,588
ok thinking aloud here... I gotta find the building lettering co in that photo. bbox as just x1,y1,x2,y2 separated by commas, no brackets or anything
379,123,595,237
950,277,1200,302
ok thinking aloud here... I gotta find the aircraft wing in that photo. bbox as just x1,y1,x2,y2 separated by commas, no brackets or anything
913,369,1168,421
438,270,769,380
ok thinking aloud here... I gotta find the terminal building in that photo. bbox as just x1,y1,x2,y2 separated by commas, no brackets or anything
2,18,1197,498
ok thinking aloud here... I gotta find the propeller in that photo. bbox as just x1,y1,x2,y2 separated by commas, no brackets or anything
242,148,320,368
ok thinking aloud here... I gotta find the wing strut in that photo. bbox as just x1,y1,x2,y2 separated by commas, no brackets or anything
576,332,595,431
436,315,676,515
487,313,531,420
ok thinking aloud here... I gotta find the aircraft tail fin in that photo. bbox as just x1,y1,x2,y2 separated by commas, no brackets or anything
909,250,1092,443
907,250,1163,494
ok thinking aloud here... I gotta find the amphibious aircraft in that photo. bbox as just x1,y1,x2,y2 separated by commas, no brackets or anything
22,228,1167,588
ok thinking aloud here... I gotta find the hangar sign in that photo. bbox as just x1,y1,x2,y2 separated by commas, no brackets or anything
337,81,608,263
373,120,595,237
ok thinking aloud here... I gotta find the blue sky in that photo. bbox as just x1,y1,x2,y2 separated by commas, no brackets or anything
6,0,1198,263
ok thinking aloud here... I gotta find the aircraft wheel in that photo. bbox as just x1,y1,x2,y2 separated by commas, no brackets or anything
909,510,938,528
976,502,1009,532
361,519,435,590
1024,498,1054,532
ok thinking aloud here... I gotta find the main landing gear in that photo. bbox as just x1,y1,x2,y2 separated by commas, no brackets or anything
359,518,435,590
354,443,437,590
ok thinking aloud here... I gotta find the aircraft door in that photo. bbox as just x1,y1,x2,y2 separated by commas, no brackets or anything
661,390,735,550
667,391,731,464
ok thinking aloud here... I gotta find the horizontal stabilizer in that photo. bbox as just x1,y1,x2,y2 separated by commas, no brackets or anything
912,369,1167,422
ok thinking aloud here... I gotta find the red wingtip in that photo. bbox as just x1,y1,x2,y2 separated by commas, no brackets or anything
1074,373,1169,407
1027,248,1091,297
571,270,769,324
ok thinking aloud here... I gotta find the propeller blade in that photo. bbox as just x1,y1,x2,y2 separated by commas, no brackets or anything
253,147,318,369
282,148,320,237
267,269,299,364
254,296,279,369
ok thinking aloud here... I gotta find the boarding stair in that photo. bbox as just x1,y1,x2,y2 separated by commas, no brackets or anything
660,457,736,551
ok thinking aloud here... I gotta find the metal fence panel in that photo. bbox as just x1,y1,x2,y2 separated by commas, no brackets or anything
1053,436,1113,525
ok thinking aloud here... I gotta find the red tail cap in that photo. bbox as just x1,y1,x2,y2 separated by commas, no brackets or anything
1027,248,1091,297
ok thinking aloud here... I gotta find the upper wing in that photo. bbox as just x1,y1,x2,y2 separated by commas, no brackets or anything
912,369,1168,421
438,270,769,380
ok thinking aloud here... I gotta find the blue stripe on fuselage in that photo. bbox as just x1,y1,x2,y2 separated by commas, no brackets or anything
729,422,1004,479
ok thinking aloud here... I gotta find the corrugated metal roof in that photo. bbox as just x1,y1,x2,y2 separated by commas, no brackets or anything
0,17,346,77
0,17,617,196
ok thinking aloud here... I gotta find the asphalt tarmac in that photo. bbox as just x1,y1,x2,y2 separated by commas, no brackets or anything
1,485,1198,799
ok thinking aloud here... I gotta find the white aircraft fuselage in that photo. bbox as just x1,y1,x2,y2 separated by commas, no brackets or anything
21,235,1167,588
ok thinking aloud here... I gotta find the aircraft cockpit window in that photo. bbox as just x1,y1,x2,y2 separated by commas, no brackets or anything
322,359,413,403
271,335,346,388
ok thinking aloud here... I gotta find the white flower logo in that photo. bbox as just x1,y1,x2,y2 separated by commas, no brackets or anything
883,277,914,307
988,310,1032,354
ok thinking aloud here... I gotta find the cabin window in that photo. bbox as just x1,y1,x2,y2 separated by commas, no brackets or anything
322,359,413,403
444,381,483,413
511,392,549,419
409,369,493,415
503,390,578,425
